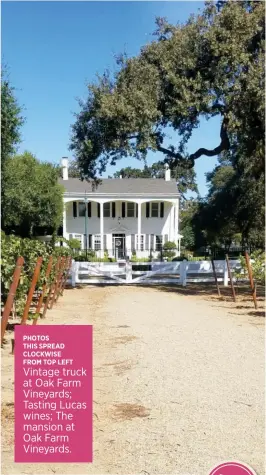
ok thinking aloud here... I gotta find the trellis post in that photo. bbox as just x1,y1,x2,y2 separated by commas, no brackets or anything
21,257,43,325
1,257,24,344
42,256,61,318
211,259,221,297
245,251,258,309
32,256,53,325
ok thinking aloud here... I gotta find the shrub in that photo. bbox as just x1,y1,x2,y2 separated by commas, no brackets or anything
68,238,81,251
235,250,265,284
163,241,177,261
130,256,150,262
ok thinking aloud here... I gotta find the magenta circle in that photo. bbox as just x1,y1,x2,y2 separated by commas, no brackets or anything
209,461,257,475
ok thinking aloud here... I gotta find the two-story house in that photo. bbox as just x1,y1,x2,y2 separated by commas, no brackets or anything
59,158,182,259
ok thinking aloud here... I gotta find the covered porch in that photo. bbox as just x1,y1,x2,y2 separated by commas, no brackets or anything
63,197,181,259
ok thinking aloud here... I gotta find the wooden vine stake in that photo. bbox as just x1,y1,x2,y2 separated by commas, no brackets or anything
211,259,221,298
58,256,72,297
21,257,43,325
49,257,65,309
33,256,53,325
225,254,236,302
54,257,68,303
1,256,24,344
41,256,61,319
245,251,258,309
61,257,72,293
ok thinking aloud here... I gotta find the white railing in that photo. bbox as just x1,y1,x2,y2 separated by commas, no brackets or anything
69,260,245,286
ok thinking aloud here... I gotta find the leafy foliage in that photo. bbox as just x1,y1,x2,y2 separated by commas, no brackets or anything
112,161,198,198
70,1,264,180
2,152,64,238
1,68,24,172
68,238,82,251
193,153,265,250
1,233,72,316
163,241,177,260
235,250,265,284
70,1,264,245
1,69,25,223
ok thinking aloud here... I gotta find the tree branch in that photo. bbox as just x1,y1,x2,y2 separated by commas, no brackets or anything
156,117,230,169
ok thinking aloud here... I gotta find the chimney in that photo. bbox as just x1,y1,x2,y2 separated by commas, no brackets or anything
61,157,68,180
165,164,171,181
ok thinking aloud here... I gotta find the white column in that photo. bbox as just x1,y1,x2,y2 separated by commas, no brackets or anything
100,202,104,257
63,203,67,245
171,204,175,241
175,199,179,242
168,203,172,241
137,202,142,252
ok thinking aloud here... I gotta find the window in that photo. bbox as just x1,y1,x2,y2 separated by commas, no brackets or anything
127,202,135,217
94,235,101,250
83,234,92,250
151,203,159,218
136,234,144,251
155,235,163,251
146,202,164,218
145,234,149,251
78,202,86,217
103,202,111,217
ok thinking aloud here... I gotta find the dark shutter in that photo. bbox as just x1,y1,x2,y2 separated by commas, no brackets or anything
97,203,100,218
136,203,138,218
122,202,126,218
160,202,164,218
73,202,77,218
112,202,116,218
146,202,150,218
88,234,92,249
145,234,149,251
103,234,107,250
131,234,135,251
88,201,91,218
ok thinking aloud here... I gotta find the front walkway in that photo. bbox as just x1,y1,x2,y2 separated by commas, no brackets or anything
1,286,264,475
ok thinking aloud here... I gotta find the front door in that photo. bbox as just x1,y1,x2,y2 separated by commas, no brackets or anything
112,234,126,259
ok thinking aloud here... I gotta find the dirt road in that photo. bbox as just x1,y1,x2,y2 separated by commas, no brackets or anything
1,285,265,475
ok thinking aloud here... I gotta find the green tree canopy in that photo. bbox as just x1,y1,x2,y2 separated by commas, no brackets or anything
70,0,264,246
70,1,264,180
1,68,24,171
111,161,198,198
192,154,265,250
2,152,64,238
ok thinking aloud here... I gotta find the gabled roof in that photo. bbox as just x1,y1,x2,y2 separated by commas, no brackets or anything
59,178,179,195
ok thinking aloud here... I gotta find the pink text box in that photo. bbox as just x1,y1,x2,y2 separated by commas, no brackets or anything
15,325,93,463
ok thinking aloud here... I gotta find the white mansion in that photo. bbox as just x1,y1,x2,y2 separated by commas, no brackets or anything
60,158,182,259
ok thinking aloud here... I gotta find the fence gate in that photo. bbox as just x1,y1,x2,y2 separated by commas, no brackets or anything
70,260,243,287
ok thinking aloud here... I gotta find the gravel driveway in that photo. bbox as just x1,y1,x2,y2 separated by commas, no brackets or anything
1,285,264,475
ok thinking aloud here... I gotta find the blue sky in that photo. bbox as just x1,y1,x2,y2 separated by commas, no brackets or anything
2,1,220,196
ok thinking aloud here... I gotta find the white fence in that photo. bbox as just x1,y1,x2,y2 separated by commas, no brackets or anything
70,260,244,286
